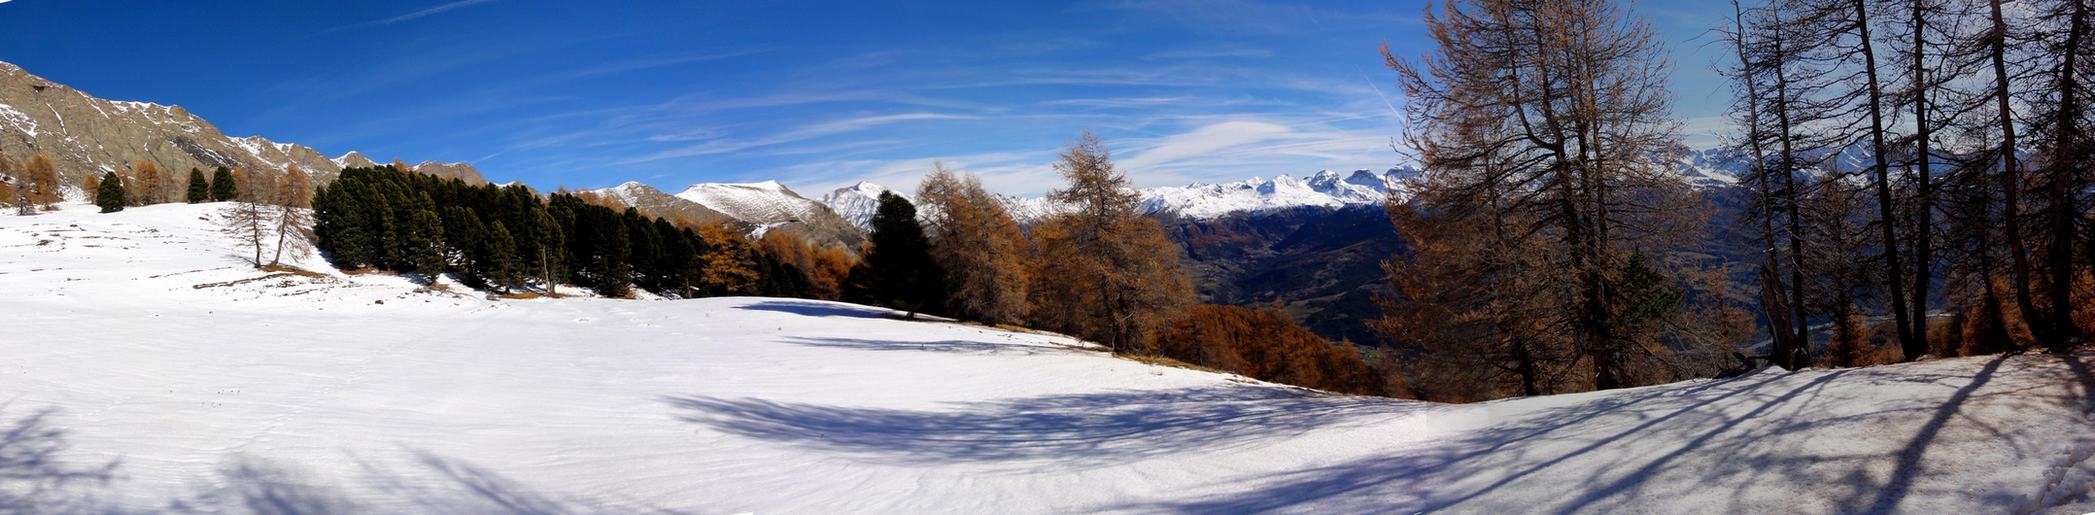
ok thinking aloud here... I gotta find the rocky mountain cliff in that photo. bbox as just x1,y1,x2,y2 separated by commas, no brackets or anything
0,60,483,198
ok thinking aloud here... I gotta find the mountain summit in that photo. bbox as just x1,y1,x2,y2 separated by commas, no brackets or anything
0,60,484,195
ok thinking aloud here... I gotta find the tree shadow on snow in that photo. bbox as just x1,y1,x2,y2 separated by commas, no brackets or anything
0,406,120,513
732,299,894,319
1102,358,2082,515
0,406,674,515
175,457,363,514
175,450,686,514
779,336,1078,356
663,386,1431,466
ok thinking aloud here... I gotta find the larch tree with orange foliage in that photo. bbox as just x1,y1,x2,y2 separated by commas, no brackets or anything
130,161,162,206
1030,132,1194,354
1158,304,1386,395
270,168,315,267
918,162,1032,326
758,231,854,301
25,154,59,210
693,222,761,296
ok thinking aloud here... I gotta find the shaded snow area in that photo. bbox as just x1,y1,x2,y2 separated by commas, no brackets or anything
4,202,2093,514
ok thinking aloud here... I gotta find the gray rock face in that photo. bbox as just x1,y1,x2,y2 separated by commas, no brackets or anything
0,60,484,199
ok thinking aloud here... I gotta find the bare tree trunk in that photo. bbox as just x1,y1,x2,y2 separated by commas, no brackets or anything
2044,0,2088,349
542,248,556,295
1990,0,2048,346
1852,0,1921,358
1770,13,1814,365
1907,0,1935,350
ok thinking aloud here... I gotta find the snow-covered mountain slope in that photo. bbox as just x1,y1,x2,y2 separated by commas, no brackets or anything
675,180,829,225
1136,167,1417,220
588,181,863,250
819,181,894,229
822,167,1421,229
595,180,736,226
590,180,862,249
811,148,1770,226
5,203,2092,513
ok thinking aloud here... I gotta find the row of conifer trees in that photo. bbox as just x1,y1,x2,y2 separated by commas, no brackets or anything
311,165,809,298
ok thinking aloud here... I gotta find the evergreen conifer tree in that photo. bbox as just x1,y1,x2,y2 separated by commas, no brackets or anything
851,191,947,318
485,222,522,293
94,172,125,213
185,168,209,203
209,166,236,202
403,194,447,283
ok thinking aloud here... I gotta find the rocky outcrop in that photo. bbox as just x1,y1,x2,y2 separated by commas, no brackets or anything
0,60,485,199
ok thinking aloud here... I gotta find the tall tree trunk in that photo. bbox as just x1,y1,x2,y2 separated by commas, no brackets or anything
1908,0,1935,350
1992,0,2048,346
1736,1,1798,366
1853,0,1922,359
2045,0,2088,349
1771,17,1814,365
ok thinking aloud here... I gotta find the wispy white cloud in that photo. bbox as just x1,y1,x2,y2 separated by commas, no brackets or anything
560,48,774,80
627,113,980,163
1142,47,1274,60
776,150,1059,196
329,0,499,33
1119,120,1295,171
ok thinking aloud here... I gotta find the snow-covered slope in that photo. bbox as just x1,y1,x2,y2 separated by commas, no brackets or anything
820,181,894,229
1135,167,1416,220
675,180,827,225
641,180,860,248
821,167,1421,229
6,203,2094,513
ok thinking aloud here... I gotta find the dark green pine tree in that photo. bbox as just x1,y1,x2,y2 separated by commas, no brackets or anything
95,172,126,213
440,206,487,285
850,191,947,318
185,168,209,203
403,195,447,284
484,221,522,293
592,209,633,298
209,166,236,202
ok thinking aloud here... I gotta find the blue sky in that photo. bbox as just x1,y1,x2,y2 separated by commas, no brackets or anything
0,0,1733,196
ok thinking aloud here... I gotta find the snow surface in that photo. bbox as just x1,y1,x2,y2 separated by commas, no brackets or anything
0,102,39,138
4,202,2093,513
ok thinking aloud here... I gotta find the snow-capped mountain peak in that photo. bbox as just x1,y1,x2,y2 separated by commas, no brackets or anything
821,168,1420,228
822,182,901,230
674,181,826,225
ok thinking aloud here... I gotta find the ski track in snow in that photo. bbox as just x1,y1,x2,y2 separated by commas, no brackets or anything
2,202,2092,514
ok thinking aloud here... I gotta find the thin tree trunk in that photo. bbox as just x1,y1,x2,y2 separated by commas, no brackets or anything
1770,15,1814,365
1908,0,1935,350
1735,1,1797,367
1853,0,1921,358
2045,0,2087,349
272,214,288,266
1992,0,2047,346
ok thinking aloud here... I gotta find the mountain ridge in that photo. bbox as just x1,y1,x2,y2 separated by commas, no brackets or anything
0,60,485,197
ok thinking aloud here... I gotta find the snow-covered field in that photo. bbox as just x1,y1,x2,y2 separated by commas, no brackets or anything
3,202,2092,514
